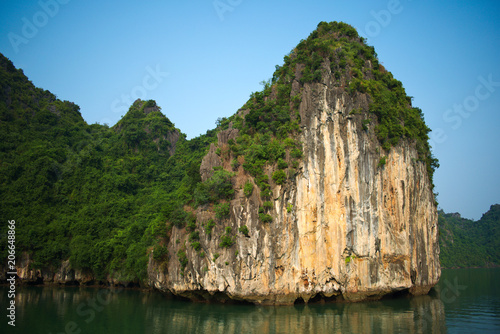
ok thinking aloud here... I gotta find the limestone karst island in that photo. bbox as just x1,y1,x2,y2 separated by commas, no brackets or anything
0,22,441,305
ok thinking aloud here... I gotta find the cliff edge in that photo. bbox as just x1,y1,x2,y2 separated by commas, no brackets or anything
148,22,440,304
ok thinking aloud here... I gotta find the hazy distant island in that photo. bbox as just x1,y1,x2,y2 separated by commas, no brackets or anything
438,204,500,269
0,21,497,304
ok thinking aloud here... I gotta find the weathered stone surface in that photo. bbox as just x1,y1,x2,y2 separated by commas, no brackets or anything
149,75,440,304
199,143,222,182
4,252,95,285
217,128,239,146
164,129,180,156
5,70,439,303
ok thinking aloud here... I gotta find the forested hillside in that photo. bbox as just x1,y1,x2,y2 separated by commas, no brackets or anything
439,205,500,268
0,53,217,282
0,22,495,287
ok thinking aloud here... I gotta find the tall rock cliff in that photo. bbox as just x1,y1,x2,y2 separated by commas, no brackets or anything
148,22,440,304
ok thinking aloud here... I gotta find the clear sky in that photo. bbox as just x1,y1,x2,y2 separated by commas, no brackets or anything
1,0,499,220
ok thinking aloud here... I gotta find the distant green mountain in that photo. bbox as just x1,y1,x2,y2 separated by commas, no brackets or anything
438,205,500,268
2,22,436,286
1,21,491,289
0,53,216,282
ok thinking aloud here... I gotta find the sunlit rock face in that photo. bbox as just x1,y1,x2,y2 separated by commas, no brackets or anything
148,72,440,305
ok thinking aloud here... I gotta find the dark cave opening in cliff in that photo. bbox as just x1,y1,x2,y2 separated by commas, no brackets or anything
294,297,306,305
125,281,140,288
24,276,44,285
63,280,80,286
380,288,411,300
294,293,342,305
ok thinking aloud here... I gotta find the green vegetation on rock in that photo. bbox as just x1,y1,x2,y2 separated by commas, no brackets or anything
0,53,218,283
0,21,443,284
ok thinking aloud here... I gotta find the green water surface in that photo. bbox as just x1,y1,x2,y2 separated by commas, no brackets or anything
1,268,499,333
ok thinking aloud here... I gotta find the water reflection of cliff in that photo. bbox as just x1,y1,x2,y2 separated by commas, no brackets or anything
10,287,446,334
144,294,447,334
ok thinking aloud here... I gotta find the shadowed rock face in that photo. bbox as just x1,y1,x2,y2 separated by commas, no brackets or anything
148,69,440,305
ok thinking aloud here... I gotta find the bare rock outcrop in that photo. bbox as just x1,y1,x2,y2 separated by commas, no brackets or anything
148,75,440,304
199,143,222,182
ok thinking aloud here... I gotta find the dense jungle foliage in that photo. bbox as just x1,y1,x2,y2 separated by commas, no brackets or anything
0,53,218,281
439,205,500,268
0,22,447,283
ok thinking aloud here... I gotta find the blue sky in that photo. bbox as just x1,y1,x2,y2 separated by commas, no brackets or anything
1,0,499,220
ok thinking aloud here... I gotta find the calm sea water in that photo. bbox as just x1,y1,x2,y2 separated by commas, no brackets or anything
1,268,499,333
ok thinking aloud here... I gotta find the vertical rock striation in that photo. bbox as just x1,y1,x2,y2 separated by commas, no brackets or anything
148,83,440,305
148,22,440,304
